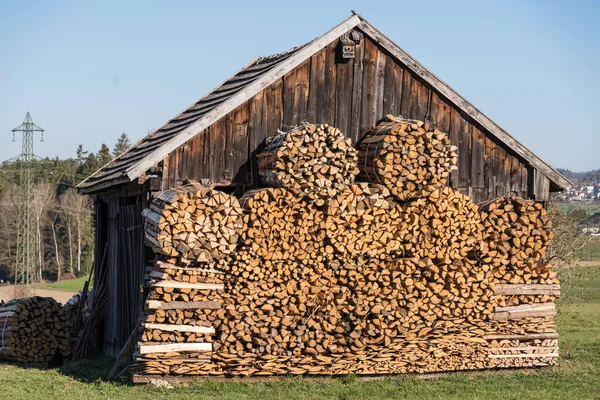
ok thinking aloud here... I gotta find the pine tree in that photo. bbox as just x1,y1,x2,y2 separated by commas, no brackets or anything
97,143,112,166
76,145,88,166
112,133,131,158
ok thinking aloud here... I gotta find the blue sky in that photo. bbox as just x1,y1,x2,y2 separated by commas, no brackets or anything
0,0,598,171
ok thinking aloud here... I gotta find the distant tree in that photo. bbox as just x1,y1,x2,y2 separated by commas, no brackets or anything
59,189,92,276
112,133,131,158
76,145,88,167
33,181,55,281
97,144,112,166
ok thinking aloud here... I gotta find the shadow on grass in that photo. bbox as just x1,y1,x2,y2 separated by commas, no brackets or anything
4,355,118,384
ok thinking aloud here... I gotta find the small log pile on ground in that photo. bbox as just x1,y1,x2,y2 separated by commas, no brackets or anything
0,296,71,363
132,119,559,380
143,183,243,264
257,123,360,203
357,116,458,200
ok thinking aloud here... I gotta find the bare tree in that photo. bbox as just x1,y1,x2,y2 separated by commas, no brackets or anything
59,189,92,275
0,185,20,280
547,200,600,296
33,181,55,281
51,214,62,281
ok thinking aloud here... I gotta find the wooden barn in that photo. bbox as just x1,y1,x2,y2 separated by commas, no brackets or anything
77,13,571,358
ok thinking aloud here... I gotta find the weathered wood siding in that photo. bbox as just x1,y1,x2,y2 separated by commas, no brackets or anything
161,29,541,203
100,193,149,357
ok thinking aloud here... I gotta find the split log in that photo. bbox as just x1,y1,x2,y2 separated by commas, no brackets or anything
356,116,457,201
143,182,243,264
257,123,359,202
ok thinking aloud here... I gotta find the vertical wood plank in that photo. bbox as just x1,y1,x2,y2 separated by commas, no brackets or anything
335,53,354,136
293,59,310,125
161,157,169,191
360,38,378,135
471,126,485,188
458,114,471,188
282,68,295,127
308,48,326,124
382,59,403,118
168,151,177,188
350,36,364,144
429,92,450,133
323,40,337,126
266,80,284,138
399,66,412,118
448,108,461,188
209,117,226,184
408,74,419,119
248,90,265,186
484,137,496,201
416,81,430,121
373,49,386,124
521,164,529,197
226,102,250,183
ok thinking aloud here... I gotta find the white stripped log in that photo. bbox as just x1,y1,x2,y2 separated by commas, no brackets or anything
143,323,215,334
152,281,223,290
146,300,222,310
488,346,558,352
138,342,212,355
492,303,556,321
488,352,559,359
151,261,224,274
484,332,559,340
494,284,561,296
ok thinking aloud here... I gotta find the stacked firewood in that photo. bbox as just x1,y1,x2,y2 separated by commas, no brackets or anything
132,260,224,376
0,297,71,363
132,119,559,379
478,197,558,285
257,123,360,203
143,183,243,264
324,183,405,258
357,116,457,200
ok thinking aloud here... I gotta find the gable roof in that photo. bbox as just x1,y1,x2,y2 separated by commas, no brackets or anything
78,13,572,194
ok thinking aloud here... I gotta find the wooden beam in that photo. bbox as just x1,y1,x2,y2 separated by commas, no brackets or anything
152,281,223,290
152,261,224,274
356,21,572,190
495,284,561,296
138,342,212,354
146,300,221,310
125,15,362,181
489,346,558,352
143,323,215,334
488,353,559,359
492,303,556,321
484,332,558,340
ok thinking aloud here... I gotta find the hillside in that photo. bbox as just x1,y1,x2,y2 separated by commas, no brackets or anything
557,168,600,184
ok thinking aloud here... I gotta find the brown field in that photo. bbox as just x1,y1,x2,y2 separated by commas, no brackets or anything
0,285,77,304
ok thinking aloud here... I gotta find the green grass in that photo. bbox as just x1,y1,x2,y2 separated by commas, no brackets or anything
1,267,599,399
37,276,91,292
577,238,600,261
555,201,600,217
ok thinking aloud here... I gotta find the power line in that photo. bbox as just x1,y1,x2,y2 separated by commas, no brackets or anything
11,112,44,296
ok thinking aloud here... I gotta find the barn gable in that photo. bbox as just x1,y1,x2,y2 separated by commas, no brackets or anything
78,13,571,201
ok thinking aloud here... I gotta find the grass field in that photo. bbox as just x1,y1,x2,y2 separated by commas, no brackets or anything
555,201,600,216
37,276,90,292
0,267,598,400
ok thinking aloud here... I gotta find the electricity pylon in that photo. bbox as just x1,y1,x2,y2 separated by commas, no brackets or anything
11,112,44,297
